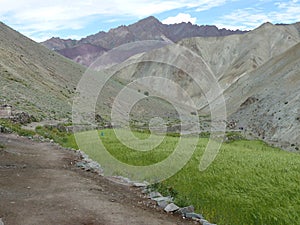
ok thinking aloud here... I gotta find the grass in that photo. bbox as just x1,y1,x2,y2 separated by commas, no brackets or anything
0,119,35,137
164,140,300,225
35,125,78,149
38,127,300,225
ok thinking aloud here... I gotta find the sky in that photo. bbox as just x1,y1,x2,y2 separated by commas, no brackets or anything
0,0,300,42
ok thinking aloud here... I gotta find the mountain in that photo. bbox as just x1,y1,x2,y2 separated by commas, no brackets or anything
1,19,299,151
0,22,84,120
0,22,176,123
42,16,246,66
104,22,300,151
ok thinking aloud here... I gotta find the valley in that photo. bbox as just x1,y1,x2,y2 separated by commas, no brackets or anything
0,14,300,225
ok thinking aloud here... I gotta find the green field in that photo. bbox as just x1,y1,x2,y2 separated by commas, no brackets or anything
38,127,300,225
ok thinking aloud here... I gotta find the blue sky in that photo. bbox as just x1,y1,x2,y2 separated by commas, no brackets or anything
1,0,300,42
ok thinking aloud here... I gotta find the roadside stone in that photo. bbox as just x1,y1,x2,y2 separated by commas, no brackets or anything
133,182,148,187
157,199,170,208
142,188,149,194
114,176,132,184
151,196,172,202
149,191,162,199
200,219,216,225
185,212,204,220
152,197,173,209
178,205,195,215
76,162,85,168
164,203,180,212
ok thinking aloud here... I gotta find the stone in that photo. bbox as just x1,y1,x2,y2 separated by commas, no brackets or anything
178,205,195,215
0,218,4,225
76,162,85,168
118,176,132,184
199,219,216,225
151,196,172,202
11,112,36,125
185,212,204,220
0,125,11,133
142,189,149,194
149,192,162,199
164,203,180,212
133,182,148,187
157,200,169,208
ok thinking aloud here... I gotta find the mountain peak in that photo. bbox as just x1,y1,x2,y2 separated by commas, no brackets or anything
138,16,160,23
134,16,162,27
259,22,274,28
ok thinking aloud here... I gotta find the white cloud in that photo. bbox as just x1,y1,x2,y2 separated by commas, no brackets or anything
217,1,300,30
195,0,227,11
162,13,197,24
0,0,228,41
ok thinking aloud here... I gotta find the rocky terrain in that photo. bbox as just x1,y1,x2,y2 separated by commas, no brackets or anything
42,16,246,66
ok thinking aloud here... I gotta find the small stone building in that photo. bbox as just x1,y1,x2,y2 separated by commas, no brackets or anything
0,105,12,118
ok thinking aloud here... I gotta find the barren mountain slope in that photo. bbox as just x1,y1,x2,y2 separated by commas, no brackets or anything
225,43,300,151
111,22,299,108
179,22,300,86
0,22,84,119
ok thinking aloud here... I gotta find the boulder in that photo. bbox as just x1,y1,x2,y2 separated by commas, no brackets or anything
178,205,195,215
149,191,162,199
164,203,180,212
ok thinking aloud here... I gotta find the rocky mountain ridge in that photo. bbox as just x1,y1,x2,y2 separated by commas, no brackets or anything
42,16,246,66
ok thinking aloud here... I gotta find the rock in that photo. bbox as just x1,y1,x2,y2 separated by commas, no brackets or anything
76,162,85,168
0,125,11,133
142,188,149,194
178,205,195,215
0,218,4,225
200,219,216,225
150,195,173,208
151,196,172,202
185,212,204,220
149,191,162,199
133,182,148,187
164,203,180,212
157,200,170,208
115,176,132,184
11,112,36,125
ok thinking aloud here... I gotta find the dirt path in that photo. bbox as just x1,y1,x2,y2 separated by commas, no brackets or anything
0,134,194,225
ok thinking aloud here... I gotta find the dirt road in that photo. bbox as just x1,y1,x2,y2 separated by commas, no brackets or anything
0,134,194,225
